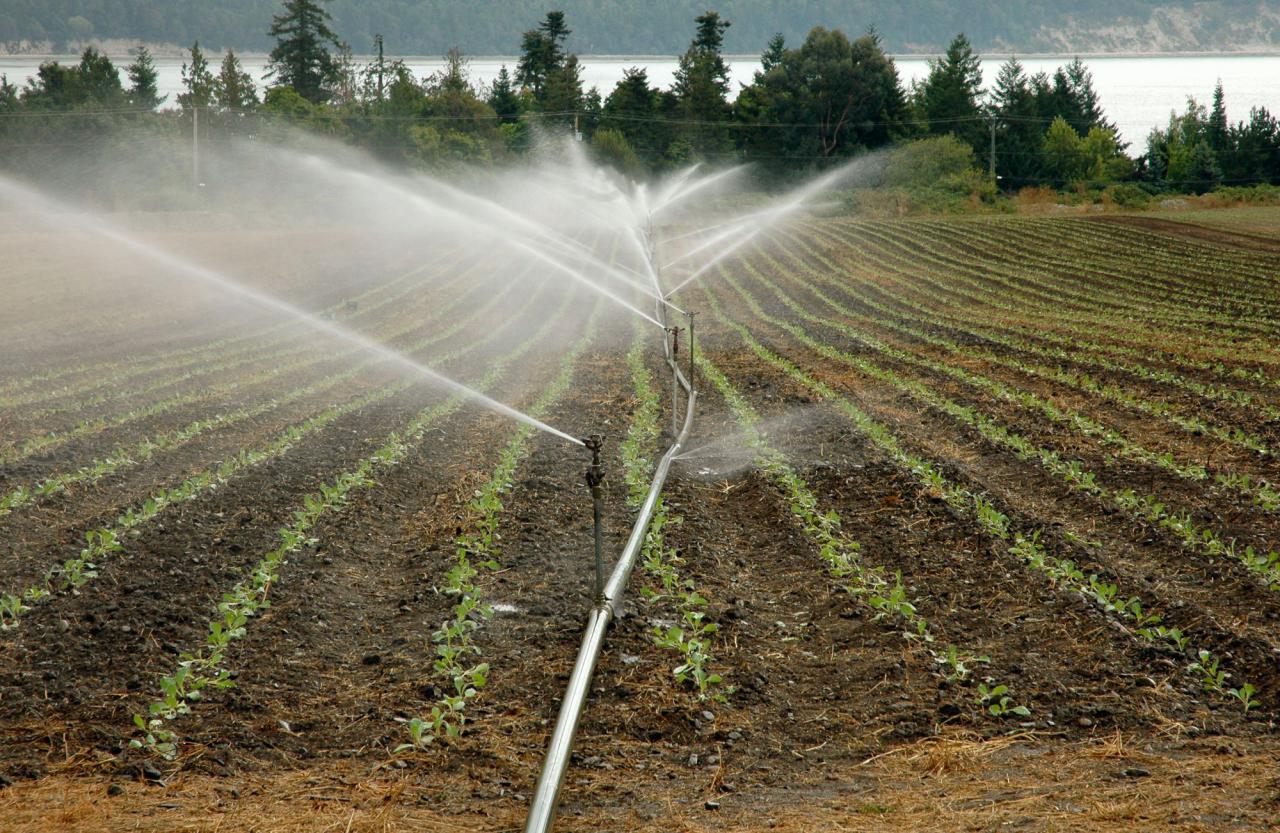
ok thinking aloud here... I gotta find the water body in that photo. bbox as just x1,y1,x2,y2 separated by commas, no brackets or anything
2,53,1276,148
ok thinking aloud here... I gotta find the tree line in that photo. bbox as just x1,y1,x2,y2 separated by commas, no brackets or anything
2,0,1278,207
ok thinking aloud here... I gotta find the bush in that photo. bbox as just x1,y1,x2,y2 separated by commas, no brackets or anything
590,128,641,178
849,136,998,214
1101,183,1151,209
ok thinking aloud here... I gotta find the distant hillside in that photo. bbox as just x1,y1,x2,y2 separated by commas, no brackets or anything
2,0,1277,56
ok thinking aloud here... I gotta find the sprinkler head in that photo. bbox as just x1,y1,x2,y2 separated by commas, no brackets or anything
581,434,605,491
667,325,683,356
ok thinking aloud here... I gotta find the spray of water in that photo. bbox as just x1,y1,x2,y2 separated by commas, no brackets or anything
661,156,883,298
284,152,668,329
0,173,586,447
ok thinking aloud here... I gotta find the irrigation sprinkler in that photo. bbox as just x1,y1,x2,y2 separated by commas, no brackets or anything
686,311,696,395
667,325,683,435
582,435,606,602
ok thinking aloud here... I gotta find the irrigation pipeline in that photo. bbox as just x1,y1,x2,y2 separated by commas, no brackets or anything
524,277,697,833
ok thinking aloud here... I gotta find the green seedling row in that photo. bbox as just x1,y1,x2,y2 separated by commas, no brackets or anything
0,259,515,518
403,297,599,749
134,285,582,760
700,283,1258,713
776,226,1280,455
694,347,1020,715
0,252,457,409
798,221,1280,370
913,218,1280,325
620,325,727,702
743,242,1280,512
1,275,554,629
838,219,1280,345
0,256,506,467
716,263,1280,597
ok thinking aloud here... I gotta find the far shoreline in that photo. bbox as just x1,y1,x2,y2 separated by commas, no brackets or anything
5,44,1280,62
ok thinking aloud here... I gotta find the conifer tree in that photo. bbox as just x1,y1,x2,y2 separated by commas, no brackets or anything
177,42,216,111
1207,80,1229,152
488,65,522,123
126,46,164,109
673,11,732,156
266,0,342,104
915,33,984,152
216,50,258,110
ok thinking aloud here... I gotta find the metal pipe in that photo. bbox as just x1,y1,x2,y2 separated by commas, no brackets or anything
668,325,682,436
524,386,696,833
686,311,695,395
582,435,605,601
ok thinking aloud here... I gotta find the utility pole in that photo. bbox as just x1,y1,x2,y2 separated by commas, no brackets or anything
375,34,385,102
988,116,996,182
192,106,199,190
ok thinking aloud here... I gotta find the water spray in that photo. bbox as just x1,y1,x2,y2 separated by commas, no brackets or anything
0,174,585,448
581,435,606,602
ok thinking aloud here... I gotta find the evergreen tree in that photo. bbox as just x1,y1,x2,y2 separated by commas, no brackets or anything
177,42,216,111
76,48,126,106
1041,115,1085,185
126,46,164,109
915,33,984,152
989,57,1041,186
0,75,17,113
267,0,342,104
1207,80,1228,152
216,49,258,109
488,65,522,123
1045,58,1112,136
1226,107,1280,185
591,127,641,176
516,11,571,97
540,54,585,127
760,33,786,73
740,27,904,171
602,67,668,165
672,11,733,157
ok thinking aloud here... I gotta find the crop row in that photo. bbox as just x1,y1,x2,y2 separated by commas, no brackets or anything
779,226,1280,454
0,261,522,522
909,218,1280,325
0,252,454,409
699,278,1260,713
0,254,477,459
619,326,726,702
802,221,1280,371
717,259,1280,600
0,257,505,469
406,297,599,747
864,218,1280,340
746,241,1280,512
0,275,555,629
134,285,587,759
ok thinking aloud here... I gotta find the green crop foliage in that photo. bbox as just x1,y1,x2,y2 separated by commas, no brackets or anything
400,301,602,752
130,278,577,760
702,273,1261,714
698,347,1007,711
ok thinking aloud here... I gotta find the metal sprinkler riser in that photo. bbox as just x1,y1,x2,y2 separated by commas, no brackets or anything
667,325,683,435
581,434,606,603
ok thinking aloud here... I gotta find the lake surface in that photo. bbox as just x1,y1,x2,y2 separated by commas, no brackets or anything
2,53,1276,148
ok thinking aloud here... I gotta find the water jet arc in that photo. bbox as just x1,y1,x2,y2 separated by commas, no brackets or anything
0,175,583,447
